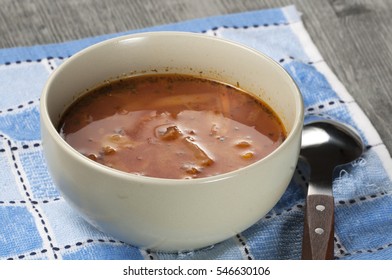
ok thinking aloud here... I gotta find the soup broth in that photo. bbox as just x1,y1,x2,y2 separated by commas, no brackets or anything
58,74,286,179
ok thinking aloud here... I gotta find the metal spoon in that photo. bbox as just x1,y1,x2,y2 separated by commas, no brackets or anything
300,119,364,260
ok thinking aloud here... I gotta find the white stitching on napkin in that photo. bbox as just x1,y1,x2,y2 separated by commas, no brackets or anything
6,248,50,260
0,139,41,150
140,249,157,260
0,100,38,115
235,233,253,260
337,242,392,259
203,22,294,37
336,189,390,206
0,56,68,68
6,238,125,260
334,235,348,258
6,139,60,259
0,197,60,206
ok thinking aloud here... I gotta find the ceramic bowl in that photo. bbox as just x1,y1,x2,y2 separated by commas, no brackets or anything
40,31,304,252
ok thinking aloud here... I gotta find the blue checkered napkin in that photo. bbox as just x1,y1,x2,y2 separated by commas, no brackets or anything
1,5,391,260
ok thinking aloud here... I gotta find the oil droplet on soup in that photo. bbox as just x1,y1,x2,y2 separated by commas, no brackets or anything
58,74,286,179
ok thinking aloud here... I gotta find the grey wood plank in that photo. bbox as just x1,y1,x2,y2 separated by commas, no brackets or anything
1,0,391,154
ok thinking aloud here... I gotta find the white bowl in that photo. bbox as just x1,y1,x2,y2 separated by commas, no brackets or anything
40,32,304,252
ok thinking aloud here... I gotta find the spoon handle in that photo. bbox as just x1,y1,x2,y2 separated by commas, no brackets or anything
302,194,334,260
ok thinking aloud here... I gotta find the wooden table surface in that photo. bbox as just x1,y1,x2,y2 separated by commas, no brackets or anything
2,0,391,153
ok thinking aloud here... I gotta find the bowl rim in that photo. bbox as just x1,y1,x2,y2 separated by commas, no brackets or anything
40,31,304,185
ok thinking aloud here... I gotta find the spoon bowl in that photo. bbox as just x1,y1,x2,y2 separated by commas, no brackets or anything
301,120,364,185
300,119,364,259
